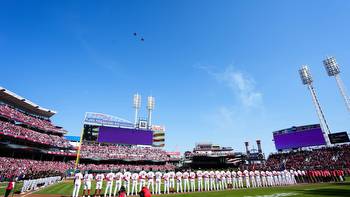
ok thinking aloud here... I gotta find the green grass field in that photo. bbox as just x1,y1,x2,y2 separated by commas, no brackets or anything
34,180,350,197
0,182,23,196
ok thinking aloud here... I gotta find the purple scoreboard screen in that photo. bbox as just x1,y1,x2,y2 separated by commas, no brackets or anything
273,127,326,150
98,126,153,145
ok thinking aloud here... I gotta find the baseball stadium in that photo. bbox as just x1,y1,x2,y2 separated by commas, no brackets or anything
1,1,350,197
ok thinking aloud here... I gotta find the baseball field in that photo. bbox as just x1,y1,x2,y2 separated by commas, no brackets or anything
1,180,350,197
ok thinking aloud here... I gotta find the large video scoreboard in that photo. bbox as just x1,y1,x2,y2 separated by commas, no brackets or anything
82,112,153,146
273,124,326,150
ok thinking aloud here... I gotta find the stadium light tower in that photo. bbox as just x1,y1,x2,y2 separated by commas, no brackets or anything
299,65,331,145
323,56,350,112
147,96,155,129
133,93,141,126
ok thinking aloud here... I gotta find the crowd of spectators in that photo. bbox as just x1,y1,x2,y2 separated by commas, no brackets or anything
0,120,71,148
0,104,62,133
243,144,350,171
77,163,176,172
0,157,72,181
80,144,169,161
0,157,176,181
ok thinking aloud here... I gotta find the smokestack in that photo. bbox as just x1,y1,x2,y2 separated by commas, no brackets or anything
256,140,262,153
244,142,250,155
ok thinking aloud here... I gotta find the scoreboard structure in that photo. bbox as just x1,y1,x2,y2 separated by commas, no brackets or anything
273,124,327,151
82,112,159,146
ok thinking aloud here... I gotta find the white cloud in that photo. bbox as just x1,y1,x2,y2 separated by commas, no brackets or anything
197,65,263,109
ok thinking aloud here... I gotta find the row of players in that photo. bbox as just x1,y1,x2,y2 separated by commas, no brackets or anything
72,169,301,197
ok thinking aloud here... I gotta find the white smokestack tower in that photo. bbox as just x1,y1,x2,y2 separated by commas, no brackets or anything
299,65,331,145
323,56,350,113
133,93,141,126
147,96,155,129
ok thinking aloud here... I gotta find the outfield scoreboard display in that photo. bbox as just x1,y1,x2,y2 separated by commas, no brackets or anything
82,112,153,146
273,124,326,150
83,125,153,145
98,126,153,145
328,132,350,144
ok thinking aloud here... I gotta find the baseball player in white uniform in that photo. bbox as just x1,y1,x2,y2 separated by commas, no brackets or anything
72,171,83,197
197,170,203,191
267,171,274,187
113,171,123,197
237,171,244,188
155,171,162,195
147,171,155,194
175,171,183,193
215,171,222,190
189,171,196,192
244,170,250,188
209,171,216,191
95,173,104,197
255,171,262,187
226,171,232,189
83,172,93,197
123,171,131,196
104,171,114,197
249,171,256,188
203,171,209,191
163,172,170,194
139,171,147,191
231,171,237,189
221,171,227,190
261,171,267,187
131,173,139,196
183,171,190,192
169,171,175,191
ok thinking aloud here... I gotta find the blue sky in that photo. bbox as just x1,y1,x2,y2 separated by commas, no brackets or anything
0,0,349,155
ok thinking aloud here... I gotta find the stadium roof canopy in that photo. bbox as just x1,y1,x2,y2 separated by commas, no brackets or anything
0,86,56,118
84,112,134,128
65,136,81,142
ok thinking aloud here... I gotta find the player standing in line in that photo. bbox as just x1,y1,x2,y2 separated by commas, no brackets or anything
94,173,104,197
189,171,196,192
237,170,244,188
249,171,256,188
175,171,183,193
123,171,131,196
155,171,162,195
232,171,238,189
291,170,297,184
267,171,274,187
255,171,262,187
104,171,115,197
243,170,250,188
163,172,170,194
147,171,155,194
131,172,139,196
182,171,190,192
139,170,147,191
221,171,227,190
277,171,283,186
113,171,123,197
196,170,203,191
203,171,209,191
83,171,93,197
226,171,232,189
209,171,216,191
215,171,222,190
169,171,175,192
260,171,267,187
272,171,278,186
72,170,83,197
